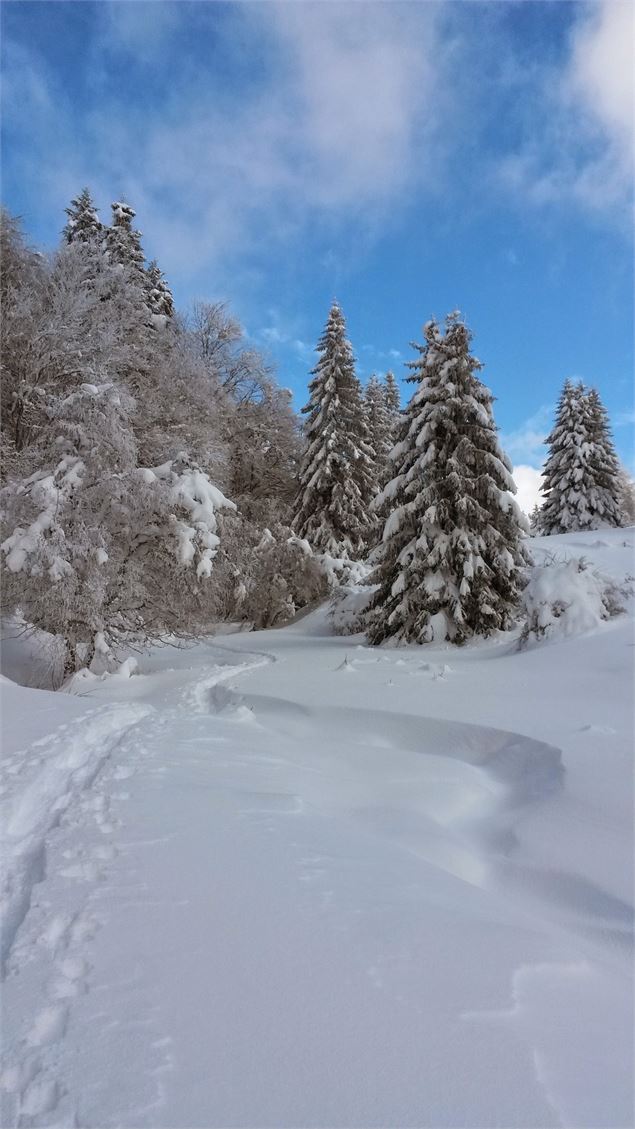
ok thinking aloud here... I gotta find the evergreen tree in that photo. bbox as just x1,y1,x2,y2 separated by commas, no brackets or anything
584,388,624,527
105,201,146,273
384,369,400,414
63,188,102,245
146,259,175,320
617,464,635,525
538,380,623,534
382,369,402,459
291,302,375,558
528,504,542,535
365,313,527,645
364,374,393,483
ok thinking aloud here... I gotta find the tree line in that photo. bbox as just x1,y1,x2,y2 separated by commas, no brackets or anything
1,191,631,677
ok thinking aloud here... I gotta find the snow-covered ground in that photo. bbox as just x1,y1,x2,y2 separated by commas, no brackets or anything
1,530,633,1128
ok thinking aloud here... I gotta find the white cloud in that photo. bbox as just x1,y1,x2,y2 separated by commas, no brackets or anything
566,0,634,158
502,406,552,467
2,2,455,286
496,0,634,217
265,2,446,208
512,465,544,516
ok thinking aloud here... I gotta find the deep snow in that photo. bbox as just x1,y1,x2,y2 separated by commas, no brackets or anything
1,529,633,1128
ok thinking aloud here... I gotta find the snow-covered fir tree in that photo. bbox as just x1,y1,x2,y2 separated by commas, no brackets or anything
538,380,623,534
291,302,375,558
364,374,393,484
105,202,146,273
584,388,624,527
365,312,527,645
146,259,175,321
384,369,401,440
63,188,102,245
384,369,400,414
617,465,635,525
528,504,543,536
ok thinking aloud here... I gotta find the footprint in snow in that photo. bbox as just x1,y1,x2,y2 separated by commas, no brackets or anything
26,1004,68,1047
112,765,135,780
20,1077,59,1117
59,860,101,882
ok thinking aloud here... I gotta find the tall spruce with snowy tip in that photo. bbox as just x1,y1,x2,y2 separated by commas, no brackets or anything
364,374,393,485
384,369,401,428
365,312,527,645
105,202,146,273
63,188,102,245
584,388,624,527
291,302,375,558
146,259,175,320
537,380,622,534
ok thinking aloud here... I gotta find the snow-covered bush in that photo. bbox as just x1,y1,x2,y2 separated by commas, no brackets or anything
329,582,376,635
520,555,633,645
0,207,247,677
221,523,328,629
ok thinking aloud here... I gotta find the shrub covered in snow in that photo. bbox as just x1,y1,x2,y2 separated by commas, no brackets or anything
520,554,633,645
329,582,376,635
218,523,328,629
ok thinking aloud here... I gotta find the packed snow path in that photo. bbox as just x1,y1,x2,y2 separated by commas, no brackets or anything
2,575,633,1125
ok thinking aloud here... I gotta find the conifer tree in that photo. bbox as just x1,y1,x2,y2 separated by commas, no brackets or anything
365,313,527,645
364,374,393,482
105,201,146,273
538,381,623,533
384,369,400,414
63,188,102,244
617,465,635,525
146,259,175,320
584,388,624,527
383,369,402,451
291,302,375,558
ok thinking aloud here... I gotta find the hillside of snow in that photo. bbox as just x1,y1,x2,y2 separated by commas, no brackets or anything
1,529,633,1128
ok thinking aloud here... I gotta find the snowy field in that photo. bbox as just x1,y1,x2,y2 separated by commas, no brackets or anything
1,529,633,1128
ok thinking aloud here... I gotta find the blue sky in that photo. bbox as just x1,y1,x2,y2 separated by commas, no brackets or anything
2,0,633,508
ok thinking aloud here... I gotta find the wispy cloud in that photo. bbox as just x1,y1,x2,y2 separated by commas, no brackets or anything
496,0,633,218
2,1,453,285
502,406,552,468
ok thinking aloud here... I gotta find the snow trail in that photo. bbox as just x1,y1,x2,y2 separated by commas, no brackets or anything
1,558,633,1128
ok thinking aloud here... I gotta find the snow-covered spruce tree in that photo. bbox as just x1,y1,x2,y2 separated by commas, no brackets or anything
364,374,393,485
291,302,375,558
538,380,623,534
146,259,174,321
63,188,102,245
617,464,635,525
105,201,146,272
384,369,400,415
537,381,587,534
584,388,624,527
365,312,527,645
383,369,401,446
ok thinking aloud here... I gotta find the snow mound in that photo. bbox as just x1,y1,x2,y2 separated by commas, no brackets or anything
521,553,633,645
